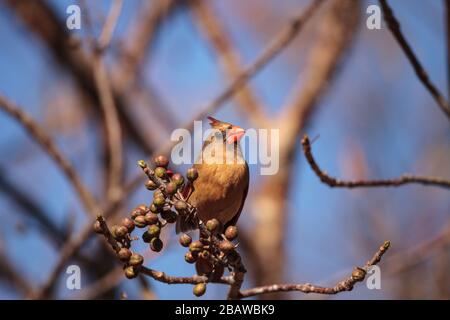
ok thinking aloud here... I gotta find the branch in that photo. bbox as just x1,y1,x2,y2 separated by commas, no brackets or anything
4,0,155,154
92,0,124,200
95,215,232,286
301,134,450,189
379,0,450,120
176,0,325,136
239,241,390,298
188,0,267,127
0,95,99,216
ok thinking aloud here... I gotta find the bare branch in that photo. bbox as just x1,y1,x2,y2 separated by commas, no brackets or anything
188,0,267,127
379,0,450,120
0,95,99,216
93,1,124,201
301,134,450,189
179,0,325,132
98,0,123,51
239,241,390,298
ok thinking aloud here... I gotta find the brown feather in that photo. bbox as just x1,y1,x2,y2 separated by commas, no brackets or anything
176,126,249,233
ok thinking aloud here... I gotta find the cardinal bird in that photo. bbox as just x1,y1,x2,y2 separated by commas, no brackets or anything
176,116,249,233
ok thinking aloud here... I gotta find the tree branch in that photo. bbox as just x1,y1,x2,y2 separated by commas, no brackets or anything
239,241,390,298
92,0,124,201
379,0,450,120
0,95,100,216
188,0,268,127
301,134,450,189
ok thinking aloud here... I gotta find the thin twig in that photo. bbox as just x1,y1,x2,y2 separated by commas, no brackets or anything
379,0,450,120
0,95,99,216
93,0,124,201
174,0,325,139
301,134,450,189
239,241,390,298
188,0,267,127
98,0,123,51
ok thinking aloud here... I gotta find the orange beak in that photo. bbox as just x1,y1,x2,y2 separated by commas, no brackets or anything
226,126,245,144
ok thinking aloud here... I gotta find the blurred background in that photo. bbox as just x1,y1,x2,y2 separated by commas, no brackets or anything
0,0,449,299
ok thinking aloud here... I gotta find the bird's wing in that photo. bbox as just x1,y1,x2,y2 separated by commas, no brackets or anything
224,161,249,229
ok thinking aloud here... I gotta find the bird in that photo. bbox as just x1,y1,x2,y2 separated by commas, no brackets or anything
176,116,249,234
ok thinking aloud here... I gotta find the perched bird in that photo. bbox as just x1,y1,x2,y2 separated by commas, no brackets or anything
176,116,249,233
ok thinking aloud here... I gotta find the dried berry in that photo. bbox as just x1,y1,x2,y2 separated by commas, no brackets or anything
219,240,234,253
118,248,132,262
224,226,238,241
153,196,166,208
144,213,159,225
206,218,220,233
174,200,187,212
154,155,169,168
134,215,147,228
185,252,197,264
121,217,135,233
124,266,138,279
114,226,128,239
153,189,163,199
129,253,144,267
189,240,203,253
93,220,102,234
179,234,192,247
171,173,184,186
193,283,206,297
186,167,199,182
142,231,152,243
165,182,177,195
145,180,157,190
147,224,161,238
133,204,148,216
154,167,166,178
149,203,159,213
150,238,163,252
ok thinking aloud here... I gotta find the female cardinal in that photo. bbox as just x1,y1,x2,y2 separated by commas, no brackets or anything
176,116,249,233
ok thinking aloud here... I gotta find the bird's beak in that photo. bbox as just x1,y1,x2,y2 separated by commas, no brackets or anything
226,126,245,144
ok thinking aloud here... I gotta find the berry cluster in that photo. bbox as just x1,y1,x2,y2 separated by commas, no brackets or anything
94,155,244,298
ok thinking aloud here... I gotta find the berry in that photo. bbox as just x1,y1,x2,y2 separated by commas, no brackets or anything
171,173,184,186
193,283,206,297
185,252,197,264
145,180,157,190
219,240,234,253
124,266,138,279
150,238,163,252
134,215,147,228
154,155,169,168
189,241,203,253
224,226,238,241
186,168,199,182
165,182,177,195
144,213,159,225
147,224,161,238
179,234,192,247
154,167,166,178
129,253,144,267
117,248,132,262
206,219,220,233
121,217,135,233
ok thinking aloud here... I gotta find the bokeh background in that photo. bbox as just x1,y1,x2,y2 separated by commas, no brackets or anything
0,0,449,299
